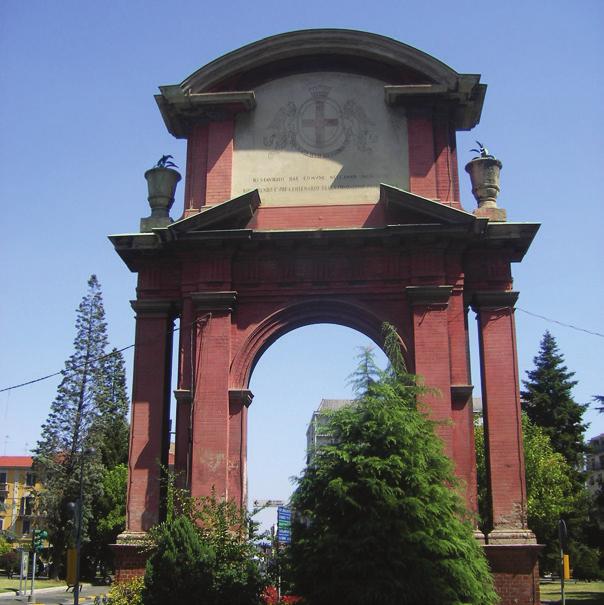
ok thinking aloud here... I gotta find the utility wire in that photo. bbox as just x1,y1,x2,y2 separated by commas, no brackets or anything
1,308,602,394
516,308,604,339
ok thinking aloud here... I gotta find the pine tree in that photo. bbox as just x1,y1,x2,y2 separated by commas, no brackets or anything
33,275,110,577
289,325,497,605
94,348,130,469
521,331,587,472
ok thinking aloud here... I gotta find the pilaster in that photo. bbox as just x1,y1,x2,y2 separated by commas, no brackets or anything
189,291,237,501
124,299,178,533
471,290,535,544
406,285,453,456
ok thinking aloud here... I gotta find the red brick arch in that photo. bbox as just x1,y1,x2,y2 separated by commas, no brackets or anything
230,297,409,391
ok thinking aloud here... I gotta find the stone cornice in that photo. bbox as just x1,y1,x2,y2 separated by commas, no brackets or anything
406,285,453,306
229,389,254,408
155,89,255,138
130,299,180,316
471,290,519,311
191,291,237,312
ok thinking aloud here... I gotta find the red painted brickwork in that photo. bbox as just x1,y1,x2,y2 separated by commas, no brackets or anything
477,305,529,531
127,307,173,532
190,311,232,500
228,398,245,502
183,124,209,216
433,112,461,208
448,285,477,513
485,545,542,605
407,110,438,200
247,203,385,230
409,300,453,457
205,120,234,204
112,544,147,583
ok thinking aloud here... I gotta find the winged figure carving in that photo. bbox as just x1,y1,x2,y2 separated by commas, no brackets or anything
263,102,297,149
341,100,377,152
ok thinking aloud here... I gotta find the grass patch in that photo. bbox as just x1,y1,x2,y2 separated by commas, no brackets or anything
540,580,604,604
0,577,66,593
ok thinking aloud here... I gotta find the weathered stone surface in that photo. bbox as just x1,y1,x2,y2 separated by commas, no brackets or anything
233,72,408,205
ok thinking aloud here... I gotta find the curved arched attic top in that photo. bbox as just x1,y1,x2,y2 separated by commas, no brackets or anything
155,29,486,137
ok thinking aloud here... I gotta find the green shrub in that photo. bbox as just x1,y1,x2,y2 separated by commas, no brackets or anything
143,515,215,605
108,576,144,605
0,550,20,578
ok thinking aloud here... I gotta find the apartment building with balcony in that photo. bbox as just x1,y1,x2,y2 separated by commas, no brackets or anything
0,456,42,544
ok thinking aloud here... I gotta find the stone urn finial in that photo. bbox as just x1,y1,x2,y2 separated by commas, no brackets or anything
140,155,182,232
465,142,506,221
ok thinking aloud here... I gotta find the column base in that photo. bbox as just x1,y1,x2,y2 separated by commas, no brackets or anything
487,528,537,545
484,543,543,605
111,532,150,583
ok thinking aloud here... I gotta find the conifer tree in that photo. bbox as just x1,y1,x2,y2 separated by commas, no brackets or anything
289,325,497,605
94,348,130,469
33,275,111,576
521,331,587,472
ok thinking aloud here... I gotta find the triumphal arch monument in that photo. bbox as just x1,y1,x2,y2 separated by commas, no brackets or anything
111,30,541,603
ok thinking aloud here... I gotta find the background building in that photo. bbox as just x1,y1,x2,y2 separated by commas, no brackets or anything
306,399,354,464
0,456,43,546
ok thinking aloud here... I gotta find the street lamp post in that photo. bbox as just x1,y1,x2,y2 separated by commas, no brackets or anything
67,448,94,605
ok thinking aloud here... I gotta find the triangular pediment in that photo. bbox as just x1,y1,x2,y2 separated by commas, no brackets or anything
380,184,477,225
168,190,260,233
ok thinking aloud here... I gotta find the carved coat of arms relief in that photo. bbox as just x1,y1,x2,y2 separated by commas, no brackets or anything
263,85,377,158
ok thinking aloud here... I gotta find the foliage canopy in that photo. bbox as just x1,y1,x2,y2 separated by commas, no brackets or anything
289,327,497,605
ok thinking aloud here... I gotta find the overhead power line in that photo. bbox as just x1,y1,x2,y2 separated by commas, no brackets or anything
516,308,604,338
1,307,602,395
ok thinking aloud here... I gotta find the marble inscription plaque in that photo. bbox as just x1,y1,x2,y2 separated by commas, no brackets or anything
232,72,408,205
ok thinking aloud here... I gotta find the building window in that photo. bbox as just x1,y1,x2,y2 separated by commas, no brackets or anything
25,473,35,487
0,518,3,530
22,519,31,535
20,496,33,516
0,496,5,511
0,472,6,484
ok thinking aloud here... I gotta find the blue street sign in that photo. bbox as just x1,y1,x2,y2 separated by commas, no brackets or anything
278,506,291,520
277,529,291,543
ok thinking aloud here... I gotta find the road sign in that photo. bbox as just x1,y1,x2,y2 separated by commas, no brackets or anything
277,506,292,544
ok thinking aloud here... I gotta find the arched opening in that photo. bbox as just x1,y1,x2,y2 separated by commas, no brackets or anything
247,323,388,532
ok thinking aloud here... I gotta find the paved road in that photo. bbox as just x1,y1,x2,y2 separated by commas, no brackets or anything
0,584,110,604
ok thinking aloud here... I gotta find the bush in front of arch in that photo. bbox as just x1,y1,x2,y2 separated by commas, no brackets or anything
289,324,498,605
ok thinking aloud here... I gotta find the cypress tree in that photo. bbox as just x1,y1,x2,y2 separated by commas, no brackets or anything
289,325,497,605
33,275,110,577
521,331,587,472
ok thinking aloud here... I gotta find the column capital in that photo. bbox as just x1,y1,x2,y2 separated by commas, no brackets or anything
406,285,453,307
451,384,474,402
191,291,237,312
470,290,518,311
130,299,180,317
229,389,254,408
173,389,192,405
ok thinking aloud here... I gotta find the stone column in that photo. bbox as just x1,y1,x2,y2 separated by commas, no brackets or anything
173,296,195,489
173,388,192,489
124,300,176,534
228,389,253,508
449,286,478,516
189,291,237,501
471,291,535,544
406,285,453,456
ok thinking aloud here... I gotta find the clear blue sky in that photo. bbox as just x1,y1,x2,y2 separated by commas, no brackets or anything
1,1,602,527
